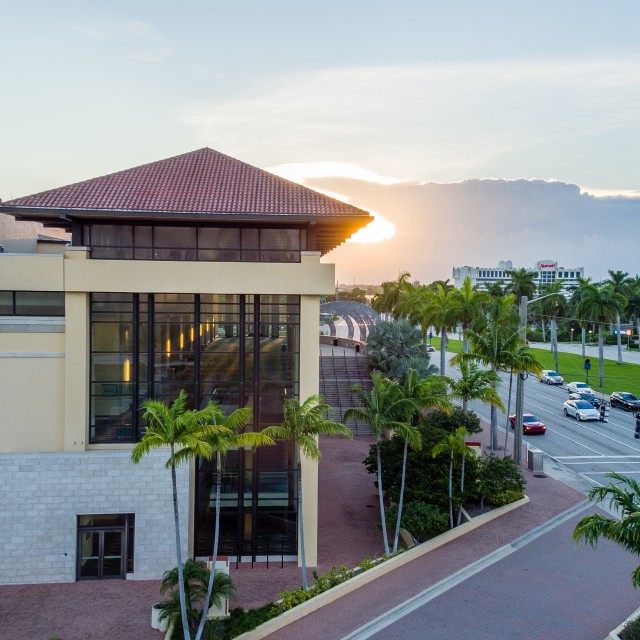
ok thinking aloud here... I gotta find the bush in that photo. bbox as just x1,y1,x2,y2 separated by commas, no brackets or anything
622,614,640,640
477,455,525,507
386,501,449,543
207,604,277,639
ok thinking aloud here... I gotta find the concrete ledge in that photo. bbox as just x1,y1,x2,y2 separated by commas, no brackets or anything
607,604,640,640
236,495,529,640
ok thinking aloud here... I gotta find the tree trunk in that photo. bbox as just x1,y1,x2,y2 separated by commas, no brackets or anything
392,439,409,554
581,327,586,358
551,316,559,372
541,318,546,343
440,327,447,375
448,452,454,529
376,442,390,556
617,313,623,365
503,370,514,458
170,446,192,640
490,403,498,452
195,452,222,640
298,463,308,589
457,454,466,527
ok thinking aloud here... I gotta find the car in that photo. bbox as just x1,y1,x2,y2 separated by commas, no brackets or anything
566,381,594,395
540,370,564,385
426,345,436,352
563,399,600,422
568,392,604,409
610,392,640,412
509,413,547,435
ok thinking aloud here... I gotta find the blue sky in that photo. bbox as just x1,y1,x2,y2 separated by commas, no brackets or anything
3,1,640,281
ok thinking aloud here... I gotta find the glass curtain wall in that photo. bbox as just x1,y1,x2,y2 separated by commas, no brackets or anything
90,293,300,560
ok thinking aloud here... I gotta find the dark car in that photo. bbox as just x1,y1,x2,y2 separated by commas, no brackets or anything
610,392,640,412
568,392,604,410
509,413,547,435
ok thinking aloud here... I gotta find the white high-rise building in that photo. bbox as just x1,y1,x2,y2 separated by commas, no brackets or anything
453,260,584,292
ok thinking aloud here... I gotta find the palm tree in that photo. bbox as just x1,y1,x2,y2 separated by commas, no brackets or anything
424,283,458,375
158,559,235,636
625,277,640,345
485,280,507,298
393,369,451,553
452,296,541,452
371,272,413,320
573,471,640,587
432,427,476,528
569,277,594,358
365,318,432,380
345,372,417,556
262,395,351,590
446,359,504,418
535,280,567,372
131,390,217,640
506,267,537,304
194,405,273,640
604,270,631,365
450,277,490,353
575,284,627,386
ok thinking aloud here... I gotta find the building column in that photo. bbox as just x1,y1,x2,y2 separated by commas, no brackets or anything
298,294,320,567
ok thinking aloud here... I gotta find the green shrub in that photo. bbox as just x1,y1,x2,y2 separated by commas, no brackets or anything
385,501,449,543
477,455,525,507
621,614,640,640
207,603,277,639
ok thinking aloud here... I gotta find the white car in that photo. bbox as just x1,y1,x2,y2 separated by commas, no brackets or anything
566,381,594,395
563,399,600,422
540,370,564,385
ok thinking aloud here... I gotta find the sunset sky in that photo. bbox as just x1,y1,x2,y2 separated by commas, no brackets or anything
3,1,640,283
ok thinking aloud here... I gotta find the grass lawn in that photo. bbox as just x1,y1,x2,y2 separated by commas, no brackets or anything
432,337,640,397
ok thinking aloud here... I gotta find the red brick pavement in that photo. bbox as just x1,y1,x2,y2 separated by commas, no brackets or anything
0,426,588,639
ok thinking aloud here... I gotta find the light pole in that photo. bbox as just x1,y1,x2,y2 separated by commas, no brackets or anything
513,293,557,464
589,329,592,345
570,328,574,344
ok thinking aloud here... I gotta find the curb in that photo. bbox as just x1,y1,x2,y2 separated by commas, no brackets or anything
607,605,640,640
234,495,530,640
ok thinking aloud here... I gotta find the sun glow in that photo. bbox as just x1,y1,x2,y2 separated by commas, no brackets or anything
348,213,395,244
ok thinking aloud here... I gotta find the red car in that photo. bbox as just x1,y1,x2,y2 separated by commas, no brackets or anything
509,413,547,435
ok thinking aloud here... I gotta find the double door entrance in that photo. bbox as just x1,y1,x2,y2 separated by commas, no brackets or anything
77,514,134,580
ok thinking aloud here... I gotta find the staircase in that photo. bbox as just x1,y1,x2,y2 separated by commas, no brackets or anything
319,353,372,435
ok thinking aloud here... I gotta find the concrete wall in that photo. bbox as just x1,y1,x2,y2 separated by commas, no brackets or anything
0,450,189,584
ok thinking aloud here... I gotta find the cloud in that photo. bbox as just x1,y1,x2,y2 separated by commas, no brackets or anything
180,55,640,185
66,19,174,62
310,176,640,284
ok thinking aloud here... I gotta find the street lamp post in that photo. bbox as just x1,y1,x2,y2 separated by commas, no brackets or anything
570,328,574,344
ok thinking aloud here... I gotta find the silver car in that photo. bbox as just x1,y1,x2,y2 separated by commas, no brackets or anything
563,399,600,422
540,369,564,385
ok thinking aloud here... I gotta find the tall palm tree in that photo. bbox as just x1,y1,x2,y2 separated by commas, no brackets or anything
604,270,631,365
131,390,217,640
432,427,476,528
573,471,640,587
575,284,627,386
262,395,351,590
569,277,594,358
485,280,507,298
345,372,416,556
446,360,504,418
424,283,458,375
625,276,640,346
450,276,490,353
194,405,273,640
393,369,451,553
535,280,567,372
505,267,537,304
371,272,413,320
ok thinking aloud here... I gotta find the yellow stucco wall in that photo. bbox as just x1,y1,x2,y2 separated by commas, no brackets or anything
0,330,65,451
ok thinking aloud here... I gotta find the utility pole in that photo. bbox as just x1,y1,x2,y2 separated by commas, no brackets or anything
513,295,528,464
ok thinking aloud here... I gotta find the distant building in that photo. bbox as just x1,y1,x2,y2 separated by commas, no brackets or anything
452,260,584,292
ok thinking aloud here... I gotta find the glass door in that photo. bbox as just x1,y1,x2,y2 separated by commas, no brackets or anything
78,529,124,579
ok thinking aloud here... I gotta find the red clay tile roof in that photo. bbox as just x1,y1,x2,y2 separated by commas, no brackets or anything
1,148,371,219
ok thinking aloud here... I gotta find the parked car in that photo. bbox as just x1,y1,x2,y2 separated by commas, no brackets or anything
566,381,594,395
563,399,600,422
540,370,564,385
509,413,547,435
568,392,604,410
610,392,640,412
426,345,436,352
